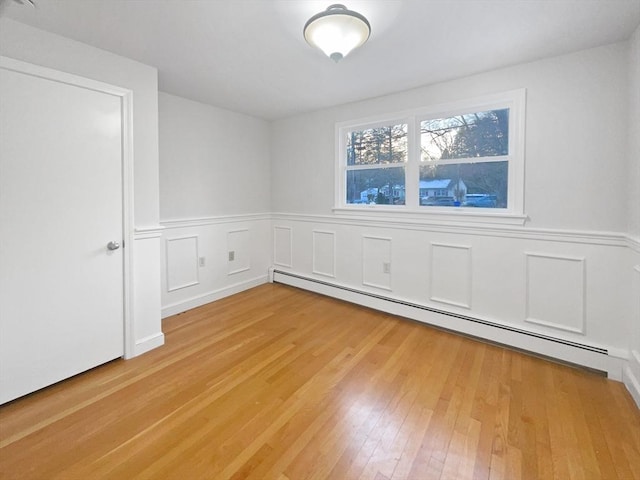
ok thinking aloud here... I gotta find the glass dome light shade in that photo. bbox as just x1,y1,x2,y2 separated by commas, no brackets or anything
303,4,371,62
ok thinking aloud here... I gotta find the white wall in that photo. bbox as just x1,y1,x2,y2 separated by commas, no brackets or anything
624,24,640,406
270,42,635,379
629,25,640,241
158,93,272,316
159,92,271,220
272,42,629,233
0,18,163,356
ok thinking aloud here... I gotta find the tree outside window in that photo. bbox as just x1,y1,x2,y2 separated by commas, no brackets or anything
337,89,525,216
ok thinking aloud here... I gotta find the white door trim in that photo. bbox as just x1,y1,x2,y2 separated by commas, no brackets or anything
0,55,136,359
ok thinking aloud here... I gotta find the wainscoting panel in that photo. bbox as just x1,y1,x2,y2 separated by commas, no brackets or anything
166,235,200,292
430,242,472,309
158,212,634,380
227,229,250,275
274,226,292,268
362,236,392,291
267,214,633,379
161,215,271,317
272,269,624,378
525,252,586,334
312,230,336,278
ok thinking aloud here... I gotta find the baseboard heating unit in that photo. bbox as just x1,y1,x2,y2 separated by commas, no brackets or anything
271,269,624,380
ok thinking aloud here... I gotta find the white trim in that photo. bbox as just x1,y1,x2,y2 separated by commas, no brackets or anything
134,226,164,241
227,228,251,275
333,207,528,227
135,225,165,234
312,230,337,278
165,235,200,292
134,231,163,240
0,55,130,98
133,332,165,357
362,235,393,291
162,275,269,318
160,213,271,229
0,56,138,360
160,212,632,249
361,234,393,241
273,226,293,268
121,87,135,360
429,297,471,309
271,212,628,247
429,242,472,310
228,228,250,234
524,252,587,335
272,269,624,378
268,266,276,283
346,163,407,171
524,316,585,335
228,266,251,275
624,350,640,409
335,89,526,221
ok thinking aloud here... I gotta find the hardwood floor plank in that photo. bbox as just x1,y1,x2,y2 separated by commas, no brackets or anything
292,328,412,480
1,284,639,480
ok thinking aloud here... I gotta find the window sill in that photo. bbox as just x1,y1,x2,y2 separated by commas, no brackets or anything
332,206,528,227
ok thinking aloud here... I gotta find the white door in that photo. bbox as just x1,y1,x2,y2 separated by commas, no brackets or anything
0,62,125,404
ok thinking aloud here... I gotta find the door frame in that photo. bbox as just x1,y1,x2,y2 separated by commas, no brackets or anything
0,55,136,358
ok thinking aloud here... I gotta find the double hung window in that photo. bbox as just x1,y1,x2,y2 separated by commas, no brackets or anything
337,90,525,222
346,122,408,205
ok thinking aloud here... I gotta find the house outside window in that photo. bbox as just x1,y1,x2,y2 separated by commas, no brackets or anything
419,107,508,208
345,122,407,205
336,90,526,224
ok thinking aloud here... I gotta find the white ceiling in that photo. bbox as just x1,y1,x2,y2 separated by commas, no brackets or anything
2,0,639,120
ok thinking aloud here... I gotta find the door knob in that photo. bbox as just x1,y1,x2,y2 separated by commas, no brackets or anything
107,241,120,251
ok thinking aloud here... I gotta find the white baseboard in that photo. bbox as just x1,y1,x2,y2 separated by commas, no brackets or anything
273,269,625,379
131,332,165,358
161,275,269,318
624,350,640,408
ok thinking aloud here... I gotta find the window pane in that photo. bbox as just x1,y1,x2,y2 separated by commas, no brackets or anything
347,124,408,166
347,167,406,205
421,109,508,162
419,162,508,208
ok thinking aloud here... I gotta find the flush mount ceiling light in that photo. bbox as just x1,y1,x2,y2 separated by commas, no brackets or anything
303,4,371,62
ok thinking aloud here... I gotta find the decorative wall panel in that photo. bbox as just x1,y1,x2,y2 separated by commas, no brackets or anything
525,252,586,334
274,226,292,267
166,235,199,292
312,230,336,277
430,242,472,309
363,236,392,291
227,229,250,275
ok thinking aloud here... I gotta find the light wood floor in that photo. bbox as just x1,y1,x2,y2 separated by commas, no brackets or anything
1,284,639,480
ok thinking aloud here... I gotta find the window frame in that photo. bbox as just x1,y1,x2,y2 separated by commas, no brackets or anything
334,89,526,226
343,117,409,206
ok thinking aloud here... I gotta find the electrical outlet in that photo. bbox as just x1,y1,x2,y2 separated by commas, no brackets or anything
199,257,206,267
228,251,235,261
383,262,391,274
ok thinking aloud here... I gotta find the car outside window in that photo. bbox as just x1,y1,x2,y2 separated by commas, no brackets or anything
336,89,526,222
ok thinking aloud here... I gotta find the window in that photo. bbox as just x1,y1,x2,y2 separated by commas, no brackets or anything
420,109,508,208
336,90,525,223
346,123,407,205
